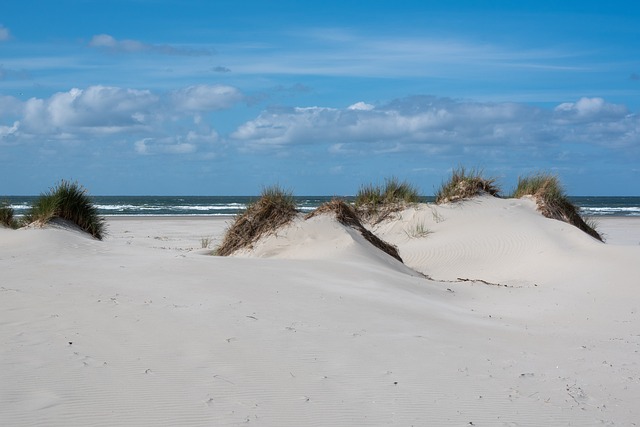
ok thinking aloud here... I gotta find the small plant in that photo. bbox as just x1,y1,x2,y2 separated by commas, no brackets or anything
430,206,445,223
201,236,212,248
435,167,500,204
24,180,106,240
216,185,298,256
0,200,20,229
511,173,603,242
405,222,431,238
355,177,421,223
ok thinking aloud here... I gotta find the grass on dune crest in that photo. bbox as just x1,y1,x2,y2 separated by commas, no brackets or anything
511,173,603,242
435,167,501,204
216,185,298,256
355,177,421,223
306,199,404,263
0,201,20,229
24,180,106,240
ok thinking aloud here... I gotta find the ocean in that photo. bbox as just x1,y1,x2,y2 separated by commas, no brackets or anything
3,196,640,217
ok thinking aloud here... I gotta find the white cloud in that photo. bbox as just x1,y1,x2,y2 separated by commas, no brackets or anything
554,97,628,119
0,121,19,144
0,25,10,41
88,34,213,56
21,86,159,135
348,102,374,111
0,84,238,155
231,96,640,154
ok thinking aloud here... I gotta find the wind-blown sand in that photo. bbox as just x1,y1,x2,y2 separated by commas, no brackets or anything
2,196,639,426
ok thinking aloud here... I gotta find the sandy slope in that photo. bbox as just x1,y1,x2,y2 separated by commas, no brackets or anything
1,199,640,426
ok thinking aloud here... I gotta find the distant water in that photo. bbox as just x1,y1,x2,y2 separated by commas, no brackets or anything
3,196,640,217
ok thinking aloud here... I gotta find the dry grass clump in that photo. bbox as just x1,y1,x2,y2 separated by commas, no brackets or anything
435,167,500,204
216,185,298,256
306,199,404,263
511,173,603,241
23,181,106,239
355,177,420,223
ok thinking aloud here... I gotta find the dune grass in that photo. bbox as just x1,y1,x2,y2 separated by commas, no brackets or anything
355,177,420,223
216,185,298,256
511,173,603,242
0,201,20,229
24,180,106,240
435,167,501,204
306,199,404,262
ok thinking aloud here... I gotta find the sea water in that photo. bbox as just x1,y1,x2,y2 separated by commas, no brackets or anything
3,196,640,217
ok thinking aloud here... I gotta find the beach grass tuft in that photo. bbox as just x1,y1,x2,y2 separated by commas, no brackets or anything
306,199,404,262
511,173,603,241
435,167,500,204
0,201,20,229
355,177,420,223
216,185,298,256
24,180,106,240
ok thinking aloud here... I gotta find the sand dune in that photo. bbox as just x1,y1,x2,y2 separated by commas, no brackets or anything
2,199,640,426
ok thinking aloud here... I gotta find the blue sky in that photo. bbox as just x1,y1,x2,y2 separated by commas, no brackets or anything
1,0,639,195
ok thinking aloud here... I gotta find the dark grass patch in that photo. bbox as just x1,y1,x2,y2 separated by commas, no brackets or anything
306,199,404,263
435,167,500,204
0,201,20,229
355,177,420,223
23,180,106,240
216,185,298,256
511,173,603,242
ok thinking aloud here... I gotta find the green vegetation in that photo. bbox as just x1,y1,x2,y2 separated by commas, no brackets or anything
0,201,20,229
435,167,500,204
24,180,106,240
355,177,420,223
216,185,298,256
511,173,603,242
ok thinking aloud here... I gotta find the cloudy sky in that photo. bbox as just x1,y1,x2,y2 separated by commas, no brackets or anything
1,0,639,195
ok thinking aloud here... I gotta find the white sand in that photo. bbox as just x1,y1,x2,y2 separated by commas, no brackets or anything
2,197,640,426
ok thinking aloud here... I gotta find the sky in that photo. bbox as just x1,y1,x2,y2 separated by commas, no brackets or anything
1,0,639,196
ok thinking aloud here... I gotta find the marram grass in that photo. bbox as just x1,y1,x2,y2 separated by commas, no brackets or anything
355,177,420,223
511,173,603,242
216,185,298,256
24,180,106,240
0,201,20,229
435,167,500,204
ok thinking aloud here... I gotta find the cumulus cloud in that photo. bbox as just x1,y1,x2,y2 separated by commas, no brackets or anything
231,96,639,153
88,34,213,56
347,102,374,111
0,25,10,41
0,84,240,153
554,97,627,119
20,86,159,135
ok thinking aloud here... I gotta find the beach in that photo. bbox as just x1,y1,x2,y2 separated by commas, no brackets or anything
2,197,640,426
